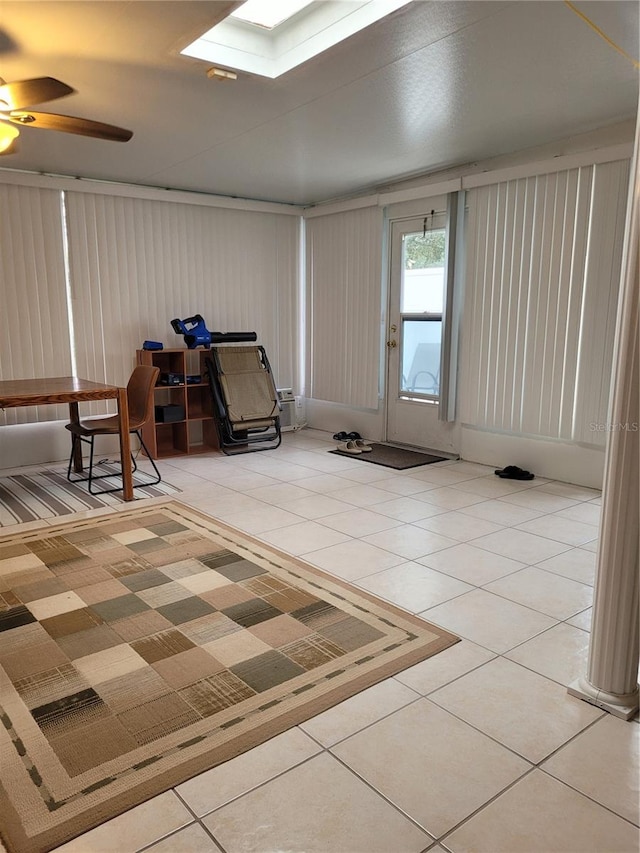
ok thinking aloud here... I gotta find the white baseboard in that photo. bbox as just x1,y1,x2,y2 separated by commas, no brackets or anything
0,421,123,471
304,398,386,442
460,425,605,489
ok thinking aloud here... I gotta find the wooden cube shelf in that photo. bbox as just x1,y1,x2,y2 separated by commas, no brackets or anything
136,348,219,458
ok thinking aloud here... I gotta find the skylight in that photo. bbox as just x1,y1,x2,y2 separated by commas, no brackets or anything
230,0,315,30
182,0,412,79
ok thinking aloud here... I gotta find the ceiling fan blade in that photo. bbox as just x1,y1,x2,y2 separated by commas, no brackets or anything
9,111,133,142
0,77,74,110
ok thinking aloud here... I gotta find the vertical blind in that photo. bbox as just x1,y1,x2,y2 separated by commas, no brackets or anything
459,159,629,446
306,206,383,408
0,185,72,424
64,192,299,414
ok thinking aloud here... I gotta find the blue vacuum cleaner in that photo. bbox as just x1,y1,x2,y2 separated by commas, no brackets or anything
171,315,257,349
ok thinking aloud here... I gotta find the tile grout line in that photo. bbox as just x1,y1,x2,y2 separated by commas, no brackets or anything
432,717,633,847
327,747,439,844
435,765,540,850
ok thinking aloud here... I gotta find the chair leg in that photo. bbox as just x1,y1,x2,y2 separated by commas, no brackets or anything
67,432,159,495
87,435,98,494
66,434,95,484
66,435,79,482
136,431,161,486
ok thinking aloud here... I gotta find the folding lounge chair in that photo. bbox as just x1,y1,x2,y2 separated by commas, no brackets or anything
205,345,282,455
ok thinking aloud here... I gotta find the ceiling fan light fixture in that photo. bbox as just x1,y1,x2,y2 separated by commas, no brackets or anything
10,111,35,124
0,122,19,153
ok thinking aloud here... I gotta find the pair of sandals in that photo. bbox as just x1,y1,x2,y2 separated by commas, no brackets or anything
333,431,372,455
495,465,534,481
338,439,372,454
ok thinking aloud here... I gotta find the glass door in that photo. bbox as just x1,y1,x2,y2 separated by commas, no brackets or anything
386,205,458,453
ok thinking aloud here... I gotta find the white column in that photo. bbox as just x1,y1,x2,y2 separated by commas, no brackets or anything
568,112,640,721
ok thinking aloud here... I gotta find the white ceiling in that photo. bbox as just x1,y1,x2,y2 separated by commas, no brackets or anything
0,0,637,205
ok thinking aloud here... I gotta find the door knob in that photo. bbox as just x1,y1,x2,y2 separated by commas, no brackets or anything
386,339,397,348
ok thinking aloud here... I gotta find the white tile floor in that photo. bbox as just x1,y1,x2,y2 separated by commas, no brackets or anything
3,429,638,853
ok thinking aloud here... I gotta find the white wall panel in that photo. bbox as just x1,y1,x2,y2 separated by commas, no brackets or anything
460,159,629,446
274,215,299,390
306,206,383,408
572,160,630,443
65,193,299,414
0,185,71,425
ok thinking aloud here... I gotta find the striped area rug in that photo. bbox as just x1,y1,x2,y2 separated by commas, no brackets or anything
0,468,180,526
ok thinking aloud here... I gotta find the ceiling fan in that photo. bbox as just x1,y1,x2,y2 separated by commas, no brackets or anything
0,76,133,154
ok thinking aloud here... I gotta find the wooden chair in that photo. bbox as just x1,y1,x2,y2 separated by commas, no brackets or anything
66,365,161,494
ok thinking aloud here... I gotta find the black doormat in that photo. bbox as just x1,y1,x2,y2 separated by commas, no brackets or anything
329,443,449,470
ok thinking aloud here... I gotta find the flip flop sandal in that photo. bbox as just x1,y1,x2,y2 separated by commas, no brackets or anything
347,431,362,440
498,469,534,480
354,439,372,452
333,431,349,441
338,440,362,455
494,465,524,476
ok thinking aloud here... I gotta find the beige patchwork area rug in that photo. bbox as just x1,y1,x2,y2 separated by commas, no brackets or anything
0,501,459,853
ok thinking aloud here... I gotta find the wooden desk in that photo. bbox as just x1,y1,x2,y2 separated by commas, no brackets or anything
0,377,133,501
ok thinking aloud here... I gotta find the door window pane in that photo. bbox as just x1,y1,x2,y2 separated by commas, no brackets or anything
399,227,445,398
401,229,446,312
401,319,442,395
